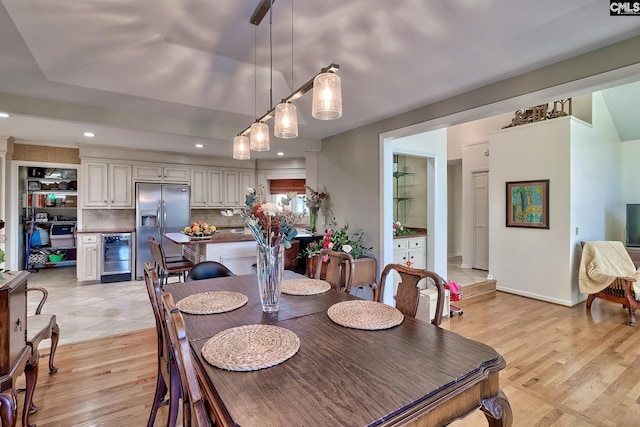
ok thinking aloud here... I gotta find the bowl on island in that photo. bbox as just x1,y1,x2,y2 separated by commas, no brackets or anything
182,221,217,238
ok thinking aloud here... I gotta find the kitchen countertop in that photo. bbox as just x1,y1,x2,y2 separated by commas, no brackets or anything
165,231,255,245
393,227,427,239
77,228,136,234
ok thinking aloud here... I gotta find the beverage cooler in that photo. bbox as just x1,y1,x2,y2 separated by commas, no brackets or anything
101,233,133,283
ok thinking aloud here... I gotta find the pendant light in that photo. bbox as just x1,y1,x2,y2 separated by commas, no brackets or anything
274,102,298,139
274,1,298,139
233,135,250,160
312,71,342,120
250,122,270,151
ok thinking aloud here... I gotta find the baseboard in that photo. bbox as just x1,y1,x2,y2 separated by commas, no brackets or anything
495,285,577,306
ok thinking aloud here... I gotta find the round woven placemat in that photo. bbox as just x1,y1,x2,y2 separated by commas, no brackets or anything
202,324,300,371
281,278,331,295
176,291,248,315
327,300,404,330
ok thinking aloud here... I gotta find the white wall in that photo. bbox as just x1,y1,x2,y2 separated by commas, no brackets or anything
447,113,513,161
489,119,572,304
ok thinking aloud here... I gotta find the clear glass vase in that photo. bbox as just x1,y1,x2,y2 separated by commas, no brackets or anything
309,208,319,235
256,243,284,313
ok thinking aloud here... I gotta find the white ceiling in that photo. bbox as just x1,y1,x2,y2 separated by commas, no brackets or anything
1,0,640,159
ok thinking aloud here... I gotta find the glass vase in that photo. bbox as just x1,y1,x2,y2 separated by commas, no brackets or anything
256,243,284,313
309,208,319,235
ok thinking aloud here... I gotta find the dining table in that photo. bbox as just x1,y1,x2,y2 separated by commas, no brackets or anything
164,273,512,426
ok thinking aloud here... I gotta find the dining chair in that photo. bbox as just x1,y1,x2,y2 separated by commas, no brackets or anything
20,286,60,419
143,262,180,427
314,249,355,293
186,261,235,281
378,264,447,326
162,292,214,427
148,236,194,284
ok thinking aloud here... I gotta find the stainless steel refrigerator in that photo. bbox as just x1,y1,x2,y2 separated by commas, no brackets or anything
135,183,190,279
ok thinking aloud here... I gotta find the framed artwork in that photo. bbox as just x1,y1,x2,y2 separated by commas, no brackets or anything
506,179,549,229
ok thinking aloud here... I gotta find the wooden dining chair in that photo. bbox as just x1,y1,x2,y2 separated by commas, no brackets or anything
378,264,447,326
186,261,235,281
314,249,355,293
143,262,180,427
148,236,194,284
162,292,213,427
20,286,60,420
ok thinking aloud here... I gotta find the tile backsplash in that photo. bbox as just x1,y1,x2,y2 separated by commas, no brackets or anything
83,209,135,229
191,209,245,228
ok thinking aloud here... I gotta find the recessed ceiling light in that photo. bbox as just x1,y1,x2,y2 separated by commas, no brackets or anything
0,112,10,118
277,152,284,156
195,143,204,148
83,131,96,138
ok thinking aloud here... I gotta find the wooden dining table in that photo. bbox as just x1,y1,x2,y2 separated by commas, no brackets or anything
164,274,512,426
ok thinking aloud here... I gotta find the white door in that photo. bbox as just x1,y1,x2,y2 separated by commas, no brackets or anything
472,171,489,270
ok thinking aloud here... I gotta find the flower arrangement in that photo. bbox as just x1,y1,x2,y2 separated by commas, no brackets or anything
237,186,298,249
300,219,371,260
303,185,327,211
393,221,414,236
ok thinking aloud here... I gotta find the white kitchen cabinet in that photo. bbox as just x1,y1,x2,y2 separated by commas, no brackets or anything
207,170,224,207
84,162,108,207
190,169,208,208
392,235,427,294
224,171,239,207
238,171,255,205
109,163,133,207
77,234,100,282
133,164,190,183
83,161,132,208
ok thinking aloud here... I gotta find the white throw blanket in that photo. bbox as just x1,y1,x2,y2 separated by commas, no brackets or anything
578,241,640,298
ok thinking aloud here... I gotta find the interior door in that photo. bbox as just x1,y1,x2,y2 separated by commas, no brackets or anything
472,171,489,270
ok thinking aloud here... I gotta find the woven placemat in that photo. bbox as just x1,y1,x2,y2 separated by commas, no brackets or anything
281,278,331,295
176,291,248,315
202,324,300,371
327,300,404,330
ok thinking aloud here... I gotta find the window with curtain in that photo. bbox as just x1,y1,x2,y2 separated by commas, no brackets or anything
270,179,307,215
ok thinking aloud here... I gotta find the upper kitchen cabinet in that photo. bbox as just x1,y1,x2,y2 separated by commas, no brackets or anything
133,164,189,183
191,168,255,209
83,161,133,208
190,169,208,208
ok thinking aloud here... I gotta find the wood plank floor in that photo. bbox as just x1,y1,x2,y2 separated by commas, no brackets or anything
16,291,640,426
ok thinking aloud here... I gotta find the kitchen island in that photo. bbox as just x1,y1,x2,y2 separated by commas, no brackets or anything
165,228,312,275
165,230,257,274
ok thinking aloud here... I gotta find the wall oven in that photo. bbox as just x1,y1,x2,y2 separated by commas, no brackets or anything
101,233,133,283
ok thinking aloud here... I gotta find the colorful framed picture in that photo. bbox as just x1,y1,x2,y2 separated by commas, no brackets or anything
505,179,549,229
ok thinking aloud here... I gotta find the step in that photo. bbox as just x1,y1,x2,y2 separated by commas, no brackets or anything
457,279,496,304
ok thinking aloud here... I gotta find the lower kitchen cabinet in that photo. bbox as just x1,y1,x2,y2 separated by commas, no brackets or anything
77,234,100,282
392,235,427,294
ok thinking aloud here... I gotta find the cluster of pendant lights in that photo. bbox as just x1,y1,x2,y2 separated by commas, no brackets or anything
233,69,342,160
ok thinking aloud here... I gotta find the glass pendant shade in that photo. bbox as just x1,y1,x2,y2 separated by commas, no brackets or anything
274,102,298,138
250,122,270,151
233,135,250,160
312,72,342,120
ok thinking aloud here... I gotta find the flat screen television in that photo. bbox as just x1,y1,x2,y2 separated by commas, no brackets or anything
626,204,640,247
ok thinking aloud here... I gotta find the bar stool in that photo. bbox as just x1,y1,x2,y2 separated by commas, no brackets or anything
148,237,194,284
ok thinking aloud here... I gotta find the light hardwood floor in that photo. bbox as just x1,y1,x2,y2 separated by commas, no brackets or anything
17,290,640,426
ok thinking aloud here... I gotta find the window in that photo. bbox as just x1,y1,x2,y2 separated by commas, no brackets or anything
272,193,307,215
